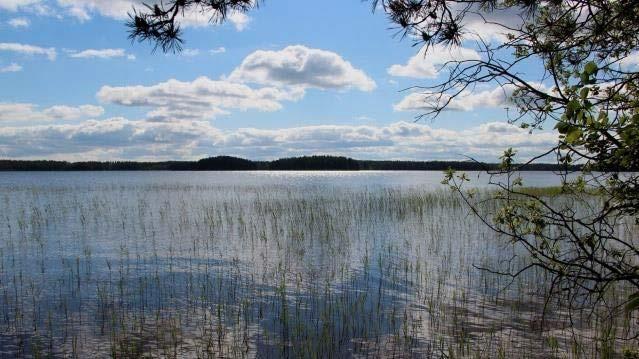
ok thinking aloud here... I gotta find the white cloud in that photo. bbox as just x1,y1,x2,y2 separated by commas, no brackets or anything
461,7,523,43
2,0,516,42
97,76,304,122
0,103,104,122
1,0,252,31
43,104,105,119
0,63,22,73
0,42,56,60
65,4,90,20
170,6,250,29
93,46,373,122
7,17,29,27
0,119,557,161
229,45,376,92
221,121,555,159
181,49,200,57
0,0,39,11
55,0,140,21
394,85,515,112
388,44,481,79
210,47,226,55
69,48,134,59
228,11,250,31
406,3,523,43
619,52,639,70
51,0,252,31
0,117,220,160
394,83,552,113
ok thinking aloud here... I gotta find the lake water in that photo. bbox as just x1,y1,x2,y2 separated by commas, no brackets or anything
0,170,568,189
0,171,627,357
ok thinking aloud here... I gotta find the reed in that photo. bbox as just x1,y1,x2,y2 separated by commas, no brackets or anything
0,179,636,357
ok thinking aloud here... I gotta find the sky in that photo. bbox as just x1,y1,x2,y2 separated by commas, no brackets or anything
0,0,559,162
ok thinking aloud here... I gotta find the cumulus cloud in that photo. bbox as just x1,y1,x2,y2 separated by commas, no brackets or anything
228,45,376,92
394,85,515,112
0,119,557,161
43,104,105,119
404,3,523,43
394,82,553,113
7,17,29,27
88,46,373,122
461,7,523,43
0,42,56,60
0,103,104,122
0,117,229,160
97,76,304,122
388,44,481,79
0,63,22,73
226,121,555,160
68,48,135,59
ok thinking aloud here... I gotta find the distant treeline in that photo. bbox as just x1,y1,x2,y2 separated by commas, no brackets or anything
0,155,579,171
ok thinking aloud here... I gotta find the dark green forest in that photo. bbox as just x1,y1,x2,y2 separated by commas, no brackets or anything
0,155,578,171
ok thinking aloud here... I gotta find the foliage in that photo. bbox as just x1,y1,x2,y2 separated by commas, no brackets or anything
197,155,258,170
127,0,258,52
268,155,360,170
388,0,639,322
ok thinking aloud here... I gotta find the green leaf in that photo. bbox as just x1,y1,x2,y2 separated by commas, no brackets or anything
567,99,581,115
584,61,598,75
565,127,582,144
580,73,589,84
555,121,571,134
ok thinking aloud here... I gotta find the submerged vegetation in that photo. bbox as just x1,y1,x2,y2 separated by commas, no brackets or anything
0,174,636,357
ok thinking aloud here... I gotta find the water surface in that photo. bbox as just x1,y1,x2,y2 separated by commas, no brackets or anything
0,171,624,358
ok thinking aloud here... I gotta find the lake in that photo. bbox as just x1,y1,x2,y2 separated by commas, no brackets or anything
0,171,629,357
0,170,570,188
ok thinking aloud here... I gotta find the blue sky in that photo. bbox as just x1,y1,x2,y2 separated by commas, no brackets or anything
0,0,557,161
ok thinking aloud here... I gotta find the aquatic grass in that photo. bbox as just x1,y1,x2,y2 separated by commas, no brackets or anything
0,179,636,357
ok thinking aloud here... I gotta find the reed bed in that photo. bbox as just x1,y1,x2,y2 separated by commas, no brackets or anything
0,179,636,358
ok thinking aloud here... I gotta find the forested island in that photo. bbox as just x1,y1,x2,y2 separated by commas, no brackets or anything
0,155,578,171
